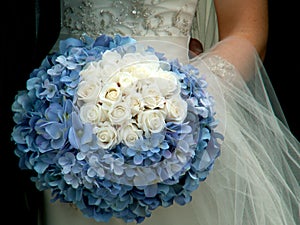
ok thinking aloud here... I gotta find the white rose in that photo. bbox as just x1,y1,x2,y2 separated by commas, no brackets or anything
121,53,160,69
119,123,143,147
125,93,144,116
121,63,155,80
151,70,180,98
102,50,122,64
120,52,142,65
79,61,102,80
141,83,165,109
100,62,120,82
99,51,122,81
93,122,119,149
165,96,187,123
79,103,103,124
109,71,137,92
77,78,101,103
138,109,166,136
108,102,132,125
99,82,122,109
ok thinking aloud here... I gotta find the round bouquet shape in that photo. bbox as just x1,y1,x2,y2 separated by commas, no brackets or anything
11,34,223,223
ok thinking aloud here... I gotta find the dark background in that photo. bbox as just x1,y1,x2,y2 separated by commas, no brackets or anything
0,1,298,224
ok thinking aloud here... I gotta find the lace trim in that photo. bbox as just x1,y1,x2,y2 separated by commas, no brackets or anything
203,55,236,82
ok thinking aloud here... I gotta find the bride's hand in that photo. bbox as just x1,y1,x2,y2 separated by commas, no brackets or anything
189,38,203,59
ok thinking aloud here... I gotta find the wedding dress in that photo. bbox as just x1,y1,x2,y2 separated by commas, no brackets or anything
20,0,299,225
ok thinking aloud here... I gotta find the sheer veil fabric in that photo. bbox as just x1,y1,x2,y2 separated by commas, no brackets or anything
43,0,299,225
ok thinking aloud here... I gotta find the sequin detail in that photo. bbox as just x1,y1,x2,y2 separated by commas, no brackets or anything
203,55,236,81
61,0,197,38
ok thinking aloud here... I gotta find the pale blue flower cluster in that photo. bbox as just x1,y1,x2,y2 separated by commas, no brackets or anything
11,34,222,223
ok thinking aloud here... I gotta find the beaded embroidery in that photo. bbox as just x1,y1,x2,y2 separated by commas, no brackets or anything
61,0,197,38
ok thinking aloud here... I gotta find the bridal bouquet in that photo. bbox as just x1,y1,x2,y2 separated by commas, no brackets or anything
11,34,221,223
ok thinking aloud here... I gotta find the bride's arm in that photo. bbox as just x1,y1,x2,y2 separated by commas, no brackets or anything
214,0,268,60
196,0,269,81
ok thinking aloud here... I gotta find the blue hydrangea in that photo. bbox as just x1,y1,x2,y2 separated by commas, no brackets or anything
11,34,222,223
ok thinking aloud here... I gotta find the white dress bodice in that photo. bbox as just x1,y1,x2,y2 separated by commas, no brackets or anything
52,0,205,63
60,0,198,38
